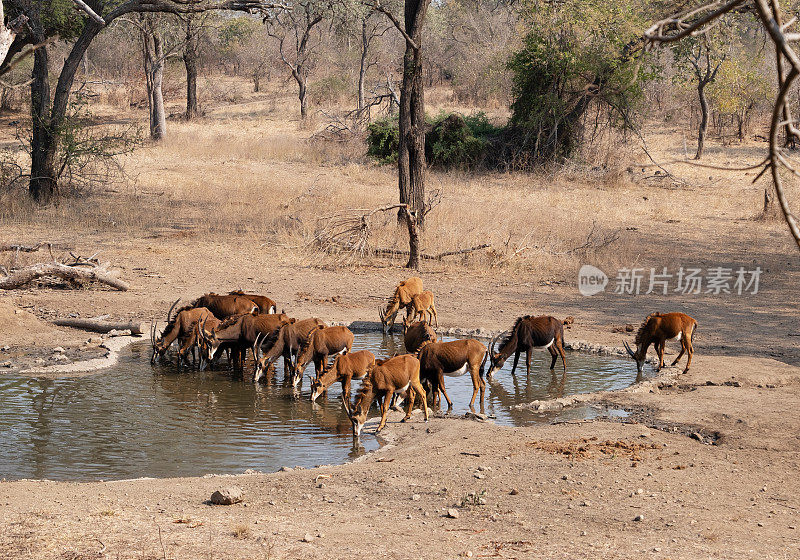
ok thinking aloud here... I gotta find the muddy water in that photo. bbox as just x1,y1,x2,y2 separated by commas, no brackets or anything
0,333,635,481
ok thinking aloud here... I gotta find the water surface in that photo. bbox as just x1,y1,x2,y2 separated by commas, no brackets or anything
0,333,636,481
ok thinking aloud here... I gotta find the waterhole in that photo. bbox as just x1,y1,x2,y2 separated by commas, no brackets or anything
0,333,635,481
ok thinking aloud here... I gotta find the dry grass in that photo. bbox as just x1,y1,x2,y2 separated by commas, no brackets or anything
1,81,795,282
232,524,251,539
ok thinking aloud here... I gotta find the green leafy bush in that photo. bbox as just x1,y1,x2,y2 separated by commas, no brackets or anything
367,112,500,169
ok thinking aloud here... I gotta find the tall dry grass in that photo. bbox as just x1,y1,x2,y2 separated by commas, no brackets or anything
1,84,793,282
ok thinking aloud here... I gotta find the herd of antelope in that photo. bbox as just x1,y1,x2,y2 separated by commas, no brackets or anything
149,280,698,436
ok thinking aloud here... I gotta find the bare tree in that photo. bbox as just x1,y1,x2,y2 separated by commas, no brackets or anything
266,1,332,120
0,0,286,203
180,13,209,119
646,0,800,250
367,0,432,269
139,14,168,139
354,9,390,110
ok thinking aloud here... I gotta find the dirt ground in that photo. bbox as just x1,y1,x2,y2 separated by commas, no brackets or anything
1,244,799,558
2,91,800,558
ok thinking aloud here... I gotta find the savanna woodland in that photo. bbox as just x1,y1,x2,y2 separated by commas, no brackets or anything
0,1,798,559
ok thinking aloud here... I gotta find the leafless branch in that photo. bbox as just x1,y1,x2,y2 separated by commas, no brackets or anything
73,0,107,25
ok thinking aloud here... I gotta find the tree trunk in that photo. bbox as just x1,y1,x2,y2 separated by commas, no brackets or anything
142,17,166,140
402,206,420,270
253,71,260,92
398,41,426,227
296,70,308,120
358,19,368,111
695,81,709,160
183,17,200,119
30,43,57,203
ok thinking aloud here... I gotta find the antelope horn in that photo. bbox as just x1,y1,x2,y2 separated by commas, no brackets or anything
166,298,180,324
489,333,500,356
253,332,262,358
623,341,636,358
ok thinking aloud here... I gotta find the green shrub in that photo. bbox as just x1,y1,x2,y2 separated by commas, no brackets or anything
366,112,500,169
366,118,400,164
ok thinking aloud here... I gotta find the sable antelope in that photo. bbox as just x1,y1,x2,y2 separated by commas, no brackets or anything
624,312,697,375
253,318,327,383
403,321,437,353
293,325,354,386
198,312,291,373
402,290,438,332
417,339,488,413
379,276,423,334
152,305,218,369
150,298,181,364
350,354,429,437
310,350,376,412
190,293,258,319
228,290,277,314
487,316,567,378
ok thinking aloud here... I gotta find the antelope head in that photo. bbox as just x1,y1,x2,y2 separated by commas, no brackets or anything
623,340,646,375
379,298,400,334
486,333,508,379
197,318,219,364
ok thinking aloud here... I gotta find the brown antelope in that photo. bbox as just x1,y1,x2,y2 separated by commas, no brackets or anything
487,316,567,379
349,354,429,437
228,290,277,314
417,339,488,413
379,276,423,334
293,325,354,387
191,293,257,319
198,312,291,373
253,318,327,383
403,321,437,353
151,299,212,367
310,350,376,412
624,312,697,375
402,290,438,332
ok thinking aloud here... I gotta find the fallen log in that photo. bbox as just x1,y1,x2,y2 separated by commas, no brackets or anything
0,242,52,253
53,318,145,335
0,262,129,291
373,244,491,261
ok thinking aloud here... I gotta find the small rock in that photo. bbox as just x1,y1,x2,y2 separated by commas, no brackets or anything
446,508,460,519
562,475,569,480
317,532,325,539
465,551,473,558
690,432,704,442
1,345,9,351
474,473,485,480
757,522,764,527
581,500,591,507
412,494,421,501
210,486,243,505
302,533,314,543
509,488,519,496
53,347,65,353
636,488,644,495
406,514,413,519
634,515,644,522
580,531,587,536
268,500,276,506
653,547,661,552
0,361,12,368
279,466,292,472
477,466,490,472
